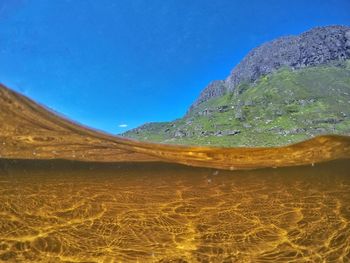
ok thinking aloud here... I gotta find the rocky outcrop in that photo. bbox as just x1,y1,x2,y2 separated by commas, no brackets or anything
190,80,227,109
191,25,350,108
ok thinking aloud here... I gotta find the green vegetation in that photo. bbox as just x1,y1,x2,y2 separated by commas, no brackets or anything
122,62,350,147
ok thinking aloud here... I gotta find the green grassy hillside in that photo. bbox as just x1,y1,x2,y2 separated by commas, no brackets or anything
122,62,350,147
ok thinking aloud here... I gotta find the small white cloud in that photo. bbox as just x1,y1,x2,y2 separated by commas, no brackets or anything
118,124,128,128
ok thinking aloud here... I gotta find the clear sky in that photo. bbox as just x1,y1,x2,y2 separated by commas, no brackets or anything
0,0,349,134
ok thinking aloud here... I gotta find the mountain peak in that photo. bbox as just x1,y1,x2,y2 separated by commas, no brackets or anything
191,25,350,108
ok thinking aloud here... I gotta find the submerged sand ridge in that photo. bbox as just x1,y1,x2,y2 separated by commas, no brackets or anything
0,84,349,169
0,159,349,262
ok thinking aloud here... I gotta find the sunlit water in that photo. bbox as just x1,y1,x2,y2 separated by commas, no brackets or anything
0,159,349,262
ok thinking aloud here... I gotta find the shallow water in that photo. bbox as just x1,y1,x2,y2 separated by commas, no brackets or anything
0,159,350,262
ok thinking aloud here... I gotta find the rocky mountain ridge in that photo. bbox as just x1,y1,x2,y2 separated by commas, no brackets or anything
191,25,350,109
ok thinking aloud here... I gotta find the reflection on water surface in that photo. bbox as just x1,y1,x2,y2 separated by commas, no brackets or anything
0,159,349,262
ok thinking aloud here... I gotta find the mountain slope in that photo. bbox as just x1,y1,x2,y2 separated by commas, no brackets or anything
122,62,350,147
122,25,350,147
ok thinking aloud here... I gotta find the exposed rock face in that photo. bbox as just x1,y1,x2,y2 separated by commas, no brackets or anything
227,35,301,92
174,130,187,138
190,80,227,109
191,25,350,108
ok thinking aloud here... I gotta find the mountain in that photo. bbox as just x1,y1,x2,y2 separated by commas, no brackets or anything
193,25,350,108
122,25,350,147
1,84,350,170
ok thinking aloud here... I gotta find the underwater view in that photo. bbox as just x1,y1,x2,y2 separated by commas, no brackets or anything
1,1,350,262
0,159,350,262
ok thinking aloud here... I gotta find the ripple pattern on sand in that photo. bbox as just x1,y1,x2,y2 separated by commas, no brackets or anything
0,161,349,262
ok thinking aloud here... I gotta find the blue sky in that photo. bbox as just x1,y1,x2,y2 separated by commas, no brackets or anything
0,0,349,134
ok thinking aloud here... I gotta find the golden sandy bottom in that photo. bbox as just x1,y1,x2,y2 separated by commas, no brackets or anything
0,159,349,262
